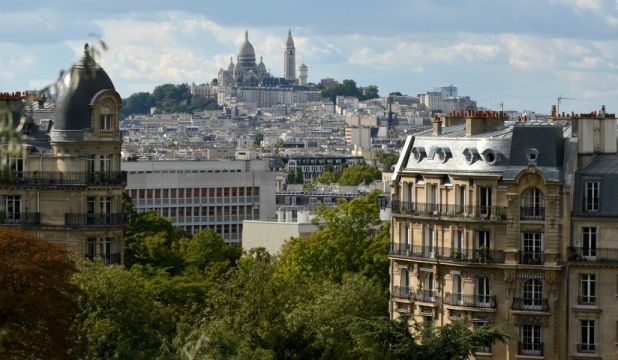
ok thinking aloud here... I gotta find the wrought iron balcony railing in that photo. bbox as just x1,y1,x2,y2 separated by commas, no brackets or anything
415,289,438,303
391,201,507,221
520,206,545,220
0,212,41,225
441,247,505,264
518,251,545,265
518,341,543,356
392,286,413,300
0,171,127,186
65,213,127,227
85,252,121,265
567,247,618,262
576,343,596,353
389,243,438,259
511,297,549,312
444,292,497,308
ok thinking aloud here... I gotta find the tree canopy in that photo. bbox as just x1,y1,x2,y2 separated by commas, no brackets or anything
121,84,221,118
0,228,79,360
338,163,382,186
321,79,380,103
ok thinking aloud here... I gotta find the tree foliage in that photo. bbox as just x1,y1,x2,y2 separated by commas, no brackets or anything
320,79,380,103
121,84,221,118
0,228,79,360
338,163,382,185
375,151,399,171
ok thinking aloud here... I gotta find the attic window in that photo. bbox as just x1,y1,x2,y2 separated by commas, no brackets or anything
412,146,426,162
526,148,539,164
481,149,501,165
437,147,452,163
463,147,479,165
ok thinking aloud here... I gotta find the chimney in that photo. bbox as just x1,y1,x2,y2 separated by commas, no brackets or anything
551,105,557,119
465,111,506,136
432,114,442,136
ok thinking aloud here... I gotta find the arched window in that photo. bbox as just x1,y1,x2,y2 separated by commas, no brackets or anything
521,188,545,220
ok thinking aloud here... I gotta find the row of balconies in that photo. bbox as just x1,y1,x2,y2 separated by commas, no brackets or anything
392,286,548,312
392,200,545,221
0,212,127,227
0,171,127,186
390,243,618,264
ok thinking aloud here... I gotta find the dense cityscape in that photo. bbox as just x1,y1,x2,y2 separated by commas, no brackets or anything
2,1,618,359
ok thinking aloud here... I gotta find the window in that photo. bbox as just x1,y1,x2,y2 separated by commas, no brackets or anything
100,155,111,172
580,274,596,305
456,185,466,211
477,276,490,304
86,237,96,257
100,114,112,130
521,233,543,264
423,315,434,338
87,197,96,214
86,155,96,174
100,197,112,214
427,184,437,212
400,268,409,288
579,320,595,353
582,227,597,259
400,223,409,245
522,279,543,309
425,226,435,257
478,186,492,217
476,231,490,259
9,156,23,173
452,274,463,304
584,181,600,211
452,229,463,254
520,324,542,356
521,188,544,219
5,196,21,221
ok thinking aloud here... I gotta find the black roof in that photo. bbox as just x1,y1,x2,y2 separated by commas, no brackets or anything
53,63,115,131
509,124,564,167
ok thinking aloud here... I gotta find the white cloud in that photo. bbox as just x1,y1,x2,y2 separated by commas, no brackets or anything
551,0,604,12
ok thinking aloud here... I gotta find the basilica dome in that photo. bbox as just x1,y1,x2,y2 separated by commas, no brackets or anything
238,30,255,58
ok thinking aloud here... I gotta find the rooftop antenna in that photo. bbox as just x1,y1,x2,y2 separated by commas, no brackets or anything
557,95,574,114
499,100,504,113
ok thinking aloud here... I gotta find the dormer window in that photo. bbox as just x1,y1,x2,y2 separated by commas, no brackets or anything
526,148,539,164
584,181,600,212
100,114,112,130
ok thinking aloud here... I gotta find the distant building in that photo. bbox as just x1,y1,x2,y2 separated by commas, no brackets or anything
419,86,476,114
298,63,308,85
190,82,216,98
282,155,365,184
123,159,276,242
284,30,296,82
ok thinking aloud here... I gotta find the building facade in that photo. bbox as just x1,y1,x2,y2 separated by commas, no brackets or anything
123,159,276,242
0,47,127,264
389,109,618,359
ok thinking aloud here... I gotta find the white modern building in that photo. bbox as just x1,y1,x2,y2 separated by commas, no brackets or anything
123,159,276,242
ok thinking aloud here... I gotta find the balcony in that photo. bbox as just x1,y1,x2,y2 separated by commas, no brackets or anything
392,286,413,300
391,201,507,221
86,252,121,265
444,292,497,309
0,171,127,186
389,243,437,259
576,343,595,353
415,289,438,303
518,342,543,356
567,247,618,263
520,206,545,220
577,295,596,306
65,213,127,227
518,251,545,265
441,248,505,264
511,297,549,312
0,212,41,225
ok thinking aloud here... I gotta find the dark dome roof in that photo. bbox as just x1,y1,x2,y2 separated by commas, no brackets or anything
53,54,116,131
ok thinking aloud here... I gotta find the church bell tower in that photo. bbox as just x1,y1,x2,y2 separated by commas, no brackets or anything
284,30,296,82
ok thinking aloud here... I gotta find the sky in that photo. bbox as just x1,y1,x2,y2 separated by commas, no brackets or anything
2,0,618,113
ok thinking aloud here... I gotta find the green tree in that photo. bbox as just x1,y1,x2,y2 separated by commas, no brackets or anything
124,211,189,273
375,151,399,171
361,85,379,100
0,228,79,360
253,132,264,146
179,229,241,273
338,163,382,185
71,262,176,360
279,190,389,287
